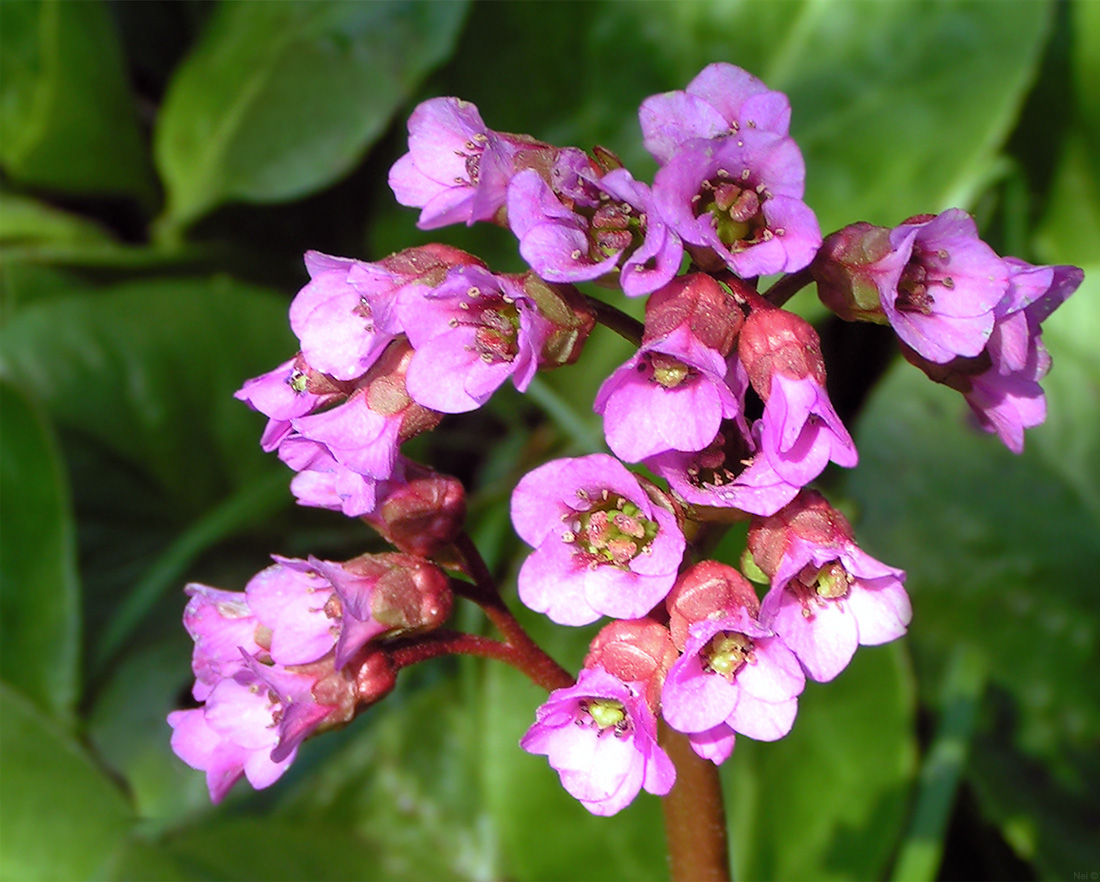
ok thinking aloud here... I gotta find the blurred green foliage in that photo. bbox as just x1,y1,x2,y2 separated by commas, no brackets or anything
1,1,1096,879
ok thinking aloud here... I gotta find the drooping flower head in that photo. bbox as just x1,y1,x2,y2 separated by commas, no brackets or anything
511,454,685,626
738,307,857,486
750,491,911,682
520,666,675,816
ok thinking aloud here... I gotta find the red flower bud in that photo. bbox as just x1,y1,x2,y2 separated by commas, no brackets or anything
746,490,854,579
642,273,747,356
584,619,677,710
366,465,466,557
665,560,760,650
737,306,826,399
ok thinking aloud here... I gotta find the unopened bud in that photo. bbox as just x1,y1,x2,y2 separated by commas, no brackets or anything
585,619,677,710
737,307,826,399
354,649,398,708
811,223,894,323
367,465,467,557
380,243,486,289
366,553,453,635
643,273,746,356
665,560,760,650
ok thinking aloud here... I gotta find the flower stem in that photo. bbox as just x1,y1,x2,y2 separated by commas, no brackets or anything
583,293,644,345
659,720,732,882
451,532,574,691
762,267,814,308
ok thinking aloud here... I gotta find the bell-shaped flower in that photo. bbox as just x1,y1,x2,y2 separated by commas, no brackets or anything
653,131,821,278
520,666,675,816
182,583,261,701
750,492,911,682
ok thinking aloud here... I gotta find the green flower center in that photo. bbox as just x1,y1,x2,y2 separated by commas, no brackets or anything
703,631,755,680
565,493,660,567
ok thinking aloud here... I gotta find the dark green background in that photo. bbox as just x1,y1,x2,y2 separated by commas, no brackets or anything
1,1,1096,879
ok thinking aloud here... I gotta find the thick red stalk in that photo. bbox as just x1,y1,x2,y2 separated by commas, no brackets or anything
659,721,732,882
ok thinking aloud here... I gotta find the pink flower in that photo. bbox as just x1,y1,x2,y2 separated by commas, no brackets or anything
398,265,553,413
640,63,792,163
520,667,675,816
661,607,804,743
181,583,261,701
511,454,685,626
234,356,345,452
751,492,911,682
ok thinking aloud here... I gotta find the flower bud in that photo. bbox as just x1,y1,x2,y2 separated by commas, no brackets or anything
584,619,678,709
365,464,467,557
642,273,747,356
380,243,487,289
737,306,826,400
517,273,597,368
746,490,853,579
363,553,453,635
811,222,894,323
665,560,760,650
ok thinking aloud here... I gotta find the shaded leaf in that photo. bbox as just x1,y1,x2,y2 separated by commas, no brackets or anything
155,0,469,233
725,644,917,881
0,382,79,719
0,0,152,197
0,683,134,880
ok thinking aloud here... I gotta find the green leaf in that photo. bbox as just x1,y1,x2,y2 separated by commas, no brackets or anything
0,683,134,881
0,277,296,514
117,818,386,882
1073,0,1100,184
725,644,917,882
0,382,79,719
845,272,1100,875
0,191,115,247
0,0,152,198
154,0,469,234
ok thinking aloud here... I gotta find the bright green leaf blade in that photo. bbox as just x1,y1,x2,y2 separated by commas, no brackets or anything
0,382,79,719
0,277,296,514
725,644,917,882
0,191,115,247
0,683,134,881
154,0,469,234
0,0,152,198
1072,0,1100,184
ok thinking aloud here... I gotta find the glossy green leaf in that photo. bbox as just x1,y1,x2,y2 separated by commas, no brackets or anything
845,269,1100,875
0,382,79,719
0,0,152,197
725,644,916,881
154,0,469,234
0,684,134,880
0,277,295,514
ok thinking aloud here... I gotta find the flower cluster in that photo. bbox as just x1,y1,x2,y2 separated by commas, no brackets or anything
168,62,1080,816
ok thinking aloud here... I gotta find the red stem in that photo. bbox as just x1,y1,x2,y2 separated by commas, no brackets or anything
659,721,732,882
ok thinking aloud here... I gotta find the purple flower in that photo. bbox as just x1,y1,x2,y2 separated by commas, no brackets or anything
661,607,805,743
388,98,535,230
234,357,344,452
640,63,792,163
280,438,391,517
594,329,740,462
652,132,821,277
686,724,737,765
181,583,261,701
244,559,339,667
879,210,1009,363
399,265,552,413
507,166,682,298
288,252,399,382
520,667,675,816
511,454,685,626
167,659,333,803
750,492,911,682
